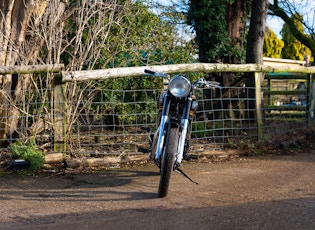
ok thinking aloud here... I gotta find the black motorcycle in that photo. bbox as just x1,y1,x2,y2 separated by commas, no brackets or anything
142,69,220,197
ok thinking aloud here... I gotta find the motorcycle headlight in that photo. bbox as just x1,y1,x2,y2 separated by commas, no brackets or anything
169,75,191,98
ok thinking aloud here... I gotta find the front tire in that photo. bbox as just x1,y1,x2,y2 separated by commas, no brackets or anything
158,123,179,198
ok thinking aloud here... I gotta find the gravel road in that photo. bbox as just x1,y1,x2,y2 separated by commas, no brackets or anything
0,153,314,229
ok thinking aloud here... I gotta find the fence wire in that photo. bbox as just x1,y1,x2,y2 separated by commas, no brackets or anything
1,85,313,155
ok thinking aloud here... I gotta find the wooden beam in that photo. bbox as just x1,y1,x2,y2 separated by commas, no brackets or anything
61,63,315,83
264,90,307,95
61,63,261,82
0,64,64,74
265,74,308,79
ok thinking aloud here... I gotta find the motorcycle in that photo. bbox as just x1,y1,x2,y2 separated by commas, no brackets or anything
142,69,221,198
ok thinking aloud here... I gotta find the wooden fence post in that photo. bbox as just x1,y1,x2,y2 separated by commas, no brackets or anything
306,74,314,125
255,72,263,140
53,73,66,152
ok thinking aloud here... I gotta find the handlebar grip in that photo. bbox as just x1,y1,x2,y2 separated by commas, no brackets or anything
144,69,156,75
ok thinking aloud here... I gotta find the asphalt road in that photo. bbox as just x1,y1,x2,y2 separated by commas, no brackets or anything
0,153,314,230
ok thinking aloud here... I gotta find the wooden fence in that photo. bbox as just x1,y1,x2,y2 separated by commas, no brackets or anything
1,63,315,153
0,64,64,152
61,63,315,142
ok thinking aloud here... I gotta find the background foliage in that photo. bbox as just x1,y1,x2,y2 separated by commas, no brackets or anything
281,14,312,61
263,27,284,58
186,0,249,64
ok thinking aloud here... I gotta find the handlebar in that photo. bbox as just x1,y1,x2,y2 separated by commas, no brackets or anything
144,69,156,75
194,78,222,89
144,69,170,80
144,69,221,89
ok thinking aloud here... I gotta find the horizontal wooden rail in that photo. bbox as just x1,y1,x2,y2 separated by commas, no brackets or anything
266,105,306,111
0,64,64,74
265,74,308,79
264,90,307,95
61,63,315,82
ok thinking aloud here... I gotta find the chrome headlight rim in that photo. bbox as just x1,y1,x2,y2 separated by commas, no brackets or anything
169,75,191,98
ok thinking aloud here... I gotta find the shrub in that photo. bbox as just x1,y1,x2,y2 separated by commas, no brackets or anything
10,139,45,170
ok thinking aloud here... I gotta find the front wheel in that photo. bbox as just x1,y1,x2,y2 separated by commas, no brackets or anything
158,123,179,198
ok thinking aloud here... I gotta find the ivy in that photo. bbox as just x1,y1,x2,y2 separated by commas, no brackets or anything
187,0,246,63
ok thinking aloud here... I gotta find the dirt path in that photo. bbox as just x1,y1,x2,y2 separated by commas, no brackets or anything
0,153,315,229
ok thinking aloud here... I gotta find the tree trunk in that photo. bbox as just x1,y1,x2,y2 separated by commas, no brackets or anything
188,0,249,120
0,0,49,145
0,0,32,144
226,0,248,63
246,0,268,65
245,0,268,120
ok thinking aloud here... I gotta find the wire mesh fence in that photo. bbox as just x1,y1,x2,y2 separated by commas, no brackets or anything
0,66,314,159
66,86,259,155
67,88,160,154
1,82,313,156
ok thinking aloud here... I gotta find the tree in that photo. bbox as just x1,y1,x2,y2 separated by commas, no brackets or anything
269,0,315,59
226,0,250,64
0,0,48,145
263,27,284,58
186,0,252,93
0,0,196,145
281,14,312,60
246,0,269,120
187,0,250,65
246,0,268,65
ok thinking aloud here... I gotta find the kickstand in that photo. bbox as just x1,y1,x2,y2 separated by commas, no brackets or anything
175,167,199,185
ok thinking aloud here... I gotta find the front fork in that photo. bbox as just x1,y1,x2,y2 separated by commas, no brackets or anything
154,95,170,163
154,96,193,167
176,99,192,166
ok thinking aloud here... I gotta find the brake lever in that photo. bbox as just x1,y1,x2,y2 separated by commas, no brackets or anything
205,81,222,89
194,78,221,89
144,69,170,80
